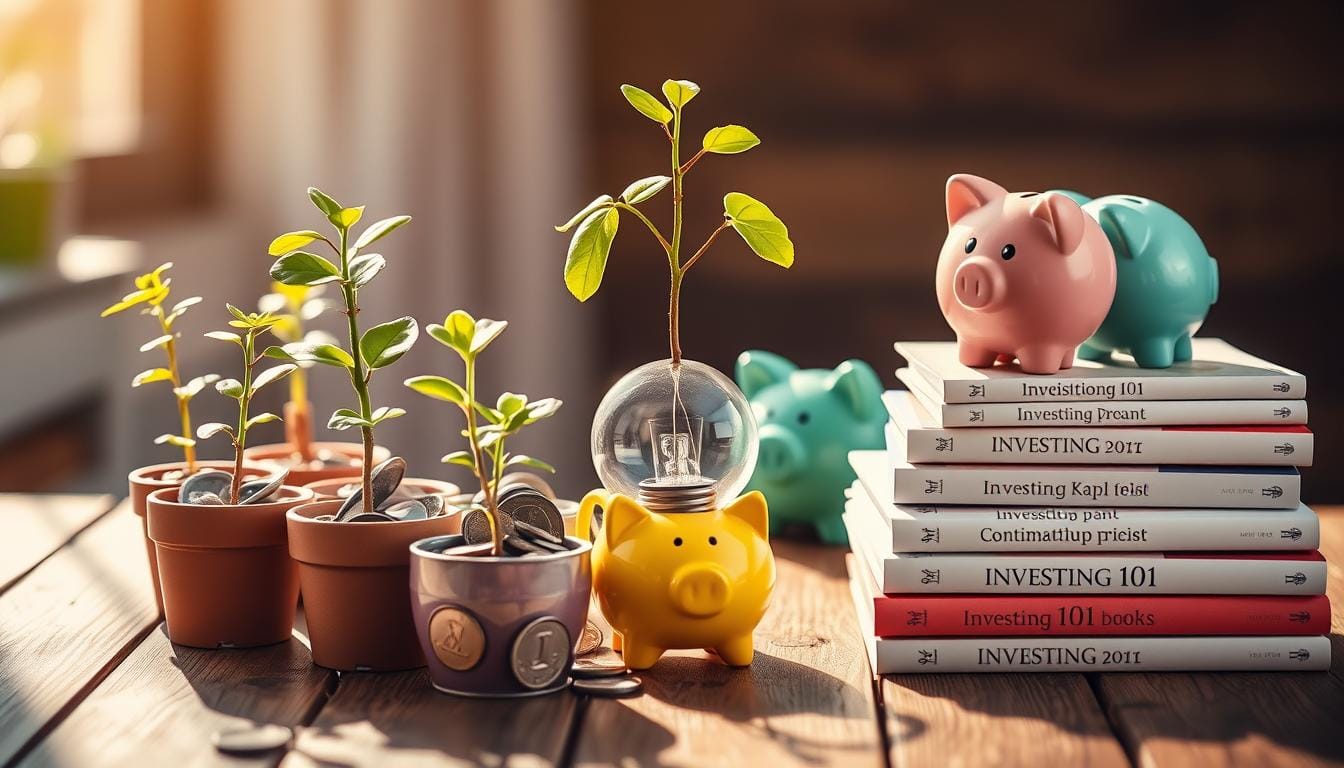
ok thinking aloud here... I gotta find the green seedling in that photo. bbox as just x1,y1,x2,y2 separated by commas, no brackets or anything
258,282,336,461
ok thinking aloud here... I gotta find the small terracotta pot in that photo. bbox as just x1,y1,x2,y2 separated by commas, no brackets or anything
128,460,271,614
288,499,462,671
303,476,460,502
243,441,392,487
146,485,314,648
410,534,593,697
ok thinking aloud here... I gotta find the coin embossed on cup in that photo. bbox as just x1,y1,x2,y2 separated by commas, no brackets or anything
576,620,603,656
573,675,642,696
428,606,486,671
211,723,293,754
511,617,570,690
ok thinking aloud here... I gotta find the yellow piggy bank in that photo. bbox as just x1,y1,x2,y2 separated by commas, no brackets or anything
576,490,776,669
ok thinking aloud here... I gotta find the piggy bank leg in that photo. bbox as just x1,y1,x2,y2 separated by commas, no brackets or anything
1173,334,1193,363
956,339,998,368
815,515,849,546
620,634,665,670
1131,338,1177,369
1077,341,1112,362
1016,345,1070,375
713,634,755,667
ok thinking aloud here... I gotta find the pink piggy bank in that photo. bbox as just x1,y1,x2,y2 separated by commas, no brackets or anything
935,174,1116,374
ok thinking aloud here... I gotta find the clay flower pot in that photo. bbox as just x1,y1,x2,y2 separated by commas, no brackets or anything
146,485,314,648
243,441,392,487
410,534,593,698
128,460,271,613
303,476,460,501
287,499,462,671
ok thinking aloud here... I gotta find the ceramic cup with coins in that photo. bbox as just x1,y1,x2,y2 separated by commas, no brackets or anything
287,457,461,671
146,479,315,648
409,486,592,697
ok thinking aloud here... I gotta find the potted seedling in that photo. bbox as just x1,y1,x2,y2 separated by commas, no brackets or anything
144,305,315,648
405,310,591,697
103,262,269,612
274,187,458,671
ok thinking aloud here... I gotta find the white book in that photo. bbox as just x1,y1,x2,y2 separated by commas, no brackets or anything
897,369,1308,428
895,338,1305,404
885,389,1314,465
840,507,1326,595
854,446,1302,509
847,479,1321,552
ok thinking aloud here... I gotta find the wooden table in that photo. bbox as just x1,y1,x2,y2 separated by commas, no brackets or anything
2,495,1342,767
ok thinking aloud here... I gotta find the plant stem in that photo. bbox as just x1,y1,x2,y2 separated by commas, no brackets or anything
158,309,197,473
681,221,730,274
668,105,685,365
616,202,671,256
231,330,255,503
337,227,376,515
463,355,502,555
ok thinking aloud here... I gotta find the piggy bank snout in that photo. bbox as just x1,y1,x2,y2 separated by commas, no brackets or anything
757,425,806,481
669,562,733,618
952,256,1005,311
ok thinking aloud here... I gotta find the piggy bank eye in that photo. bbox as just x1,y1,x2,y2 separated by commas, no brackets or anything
1000,244,1016,261
673,537,683,547
709,536,718,546
796,411,811,425
964,237,976,254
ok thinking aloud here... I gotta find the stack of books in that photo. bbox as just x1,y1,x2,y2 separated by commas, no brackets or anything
845,339,1329,673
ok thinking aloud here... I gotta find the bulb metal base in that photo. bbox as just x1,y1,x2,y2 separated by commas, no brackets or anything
637,477,717,513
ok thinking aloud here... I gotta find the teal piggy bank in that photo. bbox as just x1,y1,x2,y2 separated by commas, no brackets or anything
735,351,885,545
1056,192,1219,369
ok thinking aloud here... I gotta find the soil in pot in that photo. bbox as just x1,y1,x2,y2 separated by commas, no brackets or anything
410,534,593,697
287,499,462,671
146,485,314,648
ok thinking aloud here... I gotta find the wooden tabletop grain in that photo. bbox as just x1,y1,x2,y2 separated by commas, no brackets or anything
1,494,1341,768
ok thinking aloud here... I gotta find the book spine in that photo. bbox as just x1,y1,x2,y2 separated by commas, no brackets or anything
934,399,1308,428
879,552,1326,595
893,464,1301,509
902,425,1313,466
871,635,1331,673
923,363,1307,404
870,594,1331,637
881,504,1320,552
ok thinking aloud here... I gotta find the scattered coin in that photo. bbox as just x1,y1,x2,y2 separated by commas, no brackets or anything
188,491,225,505
572,657,628,678
573,675,642,697
429,606,486,671
211,723,293,754
238,470,288,505
511,617,570,690
335,456,406,520
383,499,428,521
181,470,232,504
441,542,495,558
575,621,604,656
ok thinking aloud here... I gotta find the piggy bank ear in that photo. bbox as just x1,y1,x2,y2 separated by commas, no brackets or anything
735,350,798,399
946,174,1008,227
722,491,768,539
1030,192,1086,255
604,495,653,547
826,359,883,421
1093,200,1151,260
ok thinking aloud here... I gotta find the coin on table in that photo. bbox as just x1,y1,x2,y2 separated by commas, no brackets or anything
501,492,564,540
511,617,570,690
212,723,293,754
572,657,627,679
575,621,603,656
573,675,642,696
428,606,486,671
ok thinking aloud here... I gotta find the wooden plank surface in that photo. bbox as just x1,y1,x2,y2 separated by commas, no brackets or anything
18,628,333,768
0,493,114,593
570,540,885,768
0,500,160,764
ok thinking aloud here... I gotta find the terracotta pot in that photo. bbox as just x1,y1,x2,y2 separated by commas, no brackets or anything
287,499,462,671
243,441,392,487
303,476,460,502
410,534,593,697
128,460,271,614
146,485,314,648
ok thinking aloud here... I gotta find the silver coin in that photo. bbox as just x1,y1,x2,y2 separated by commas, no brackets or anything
500,492,564,540
417,494,445,518
181,470,233,504
500,472,557,500
573,675,642,696
503,534,545,556
462,507,511,545
211,723,293,754
238,469,289,505
572,657,627,679
511,617,570,690
187,491,225,505
335,456,406,520
514,519,563,547
383,499,428,521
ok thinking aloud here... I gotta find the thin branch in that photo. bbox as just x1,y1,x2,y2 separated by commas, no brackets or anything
679,148,707,175
681,220,731,274
616,202,673,255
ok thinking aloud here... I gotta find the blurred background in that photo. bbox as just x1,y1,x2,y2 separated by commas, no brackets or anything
0,0,1340,501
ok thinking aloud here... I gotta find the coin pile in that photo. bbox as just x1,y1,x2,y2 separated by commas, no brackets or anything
459,485,578,556
180,468,289,506
331,457,447,523
566,620,643,696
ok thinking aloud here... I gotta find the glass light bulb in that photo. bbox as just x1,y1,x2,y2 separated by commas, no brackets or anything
591,358,758,504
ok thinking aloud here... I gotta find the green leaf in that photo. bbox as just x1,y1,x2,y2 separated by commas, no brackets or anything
244,412,280,431
404,375,468,406
620,176,671,204
268,230,325,256
360,316,419,369
441,450,476,468
215,378,244,398
348,253,386,287
270,251,342,286
139,334,173,353
353,215,411,250
474,402,504,424
282,341,355,368
469,318,507,354
252,364,297,392
426,310,475,356
620,84,672,125
496,392,526,418
555,195,614,233
523,397,562,423
196,422,235,440
204,330,243,345
478,428,503,450
702,125,760,154
174,374,219,399
262,345,297,362
662,79,700,108
155,433,196,448
131,368,173,387
327,408,372,431
226,303,250,323
308,187,342,216
563,207,619,302
723,192,795,268
165,296,202,324
506,455,556,473
369,406,406,425
334,206,364,229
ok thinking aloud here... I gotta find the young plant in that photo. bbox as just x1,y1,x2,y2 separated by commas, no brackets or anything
258,282,336,461
265,188,417,515
557,78,795,364
196,306,296,501
101,262,217,473
404,311,561,556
